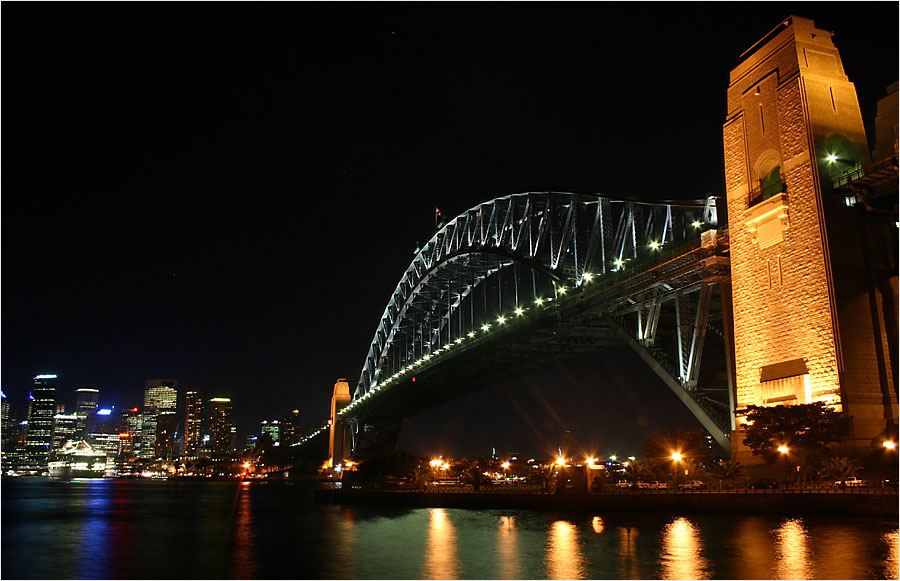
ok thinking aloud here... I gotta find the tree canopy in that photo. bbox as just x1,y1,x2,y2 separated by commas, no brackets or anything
741,402,850,462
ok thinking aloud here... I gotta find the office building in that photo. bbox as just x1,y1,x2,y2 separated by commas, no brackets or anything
74,388,100,439
281,409,302,446
51,414,80,451
24,375,57,471
260,419,281,446
141,379,178,460
183,389,204,456
120,408,142,456
86,408,121,458
208,398,235,453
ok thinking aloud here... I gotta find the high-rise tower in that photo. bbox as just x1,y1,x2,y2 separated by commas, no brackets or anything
141,379,178,460
724,16,898,455
25,375,57,470
183,389,204,456
207,398,235,453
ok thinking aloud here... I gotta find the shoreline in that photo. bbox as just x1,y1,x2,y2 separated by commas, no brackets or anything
320,488,899,517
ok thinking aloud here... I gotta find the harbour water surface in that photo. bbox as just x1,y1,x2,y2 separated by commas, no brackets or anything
1,478,897,579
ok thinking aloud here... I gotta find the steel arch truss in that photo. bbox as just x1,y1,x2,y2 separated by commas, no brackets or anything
344,193,726,441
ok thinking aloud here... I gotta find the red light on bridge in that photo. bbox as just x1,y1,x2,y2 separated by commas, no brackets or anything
411,376,416,382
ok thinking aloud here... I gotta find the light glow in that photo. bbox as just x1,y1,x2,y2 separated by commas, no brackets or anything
497,316,506,324
649,241,660,250
884,441,896,450
826,153,838,163
535,297,544,306
481,324,490,332
514,307,524,316
97,409,112,416
671,452,683,461
777,445,789,454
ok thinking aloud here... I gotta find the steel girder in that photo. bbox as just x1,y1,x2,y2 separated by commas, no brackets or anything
342,192,725,451
354,192,716,399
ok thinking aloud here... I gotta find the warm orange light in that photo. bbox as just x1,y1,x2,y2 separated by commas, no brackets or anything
243,462,251,469
884,441,896,450
430,458,444,468
671,452,683,462
501,461,511,469
777,445,789,454
555,457,566,467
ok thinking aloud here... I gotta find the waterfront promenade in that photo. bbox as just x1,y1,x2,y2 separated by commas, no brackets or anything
325,485,898,517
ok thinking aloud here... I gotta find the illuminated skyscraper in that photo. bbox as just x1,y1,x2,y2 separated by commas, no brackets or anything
51,414,80,451
281,409,302,446
120,408,142,456
260,420,281,446
183,389,204,456
142,379,178,460
74,388,99,438
25,375,57,471
208,398,235,453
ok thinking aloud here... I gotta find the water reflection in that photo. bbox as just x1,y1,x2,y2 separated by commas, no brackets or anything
724,516,775,579
883,530,899,580
592,516,605,534
424,508,459,579
77,481,112,579
659,517,710,580
617,526,642,579
546,520,586,579
229,483,258,579
774,518,811,580
496,516,521,579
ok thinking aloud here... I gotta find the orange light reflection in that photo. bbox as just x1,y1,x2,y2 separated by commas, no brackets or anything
546,520,586,579
424,508,459,579
774,518,812,580
497,516,520,579
659,517,710,580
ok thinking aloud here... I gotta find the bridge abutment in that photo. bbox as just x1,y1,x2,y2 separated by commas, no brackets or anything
724,16,898,458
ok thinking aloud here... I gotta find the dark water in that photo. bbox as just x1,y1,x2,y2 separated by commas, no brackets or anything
2,479,897,580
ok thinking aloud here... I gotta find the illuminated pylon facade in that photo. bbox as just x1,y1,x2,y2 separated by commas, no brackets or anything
328,379,352,466
724,16,898,454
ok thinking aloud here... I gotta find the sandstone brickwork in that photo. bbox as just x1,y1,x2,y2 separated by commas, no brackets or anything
723,16,897,456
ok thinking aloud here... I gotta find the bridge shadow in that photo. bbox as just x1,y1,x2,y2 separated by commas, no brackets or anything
398,346,707,459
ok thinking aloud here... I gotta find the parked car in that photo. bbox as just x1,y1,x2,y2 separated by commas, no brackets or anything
749,478,779,489
678,480,707,490
834,477,868,487
637,481,667,489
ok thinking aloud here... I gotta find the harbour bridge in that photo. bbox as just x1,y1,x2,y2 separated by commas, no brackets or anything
291,16,898,465
297,192,736,458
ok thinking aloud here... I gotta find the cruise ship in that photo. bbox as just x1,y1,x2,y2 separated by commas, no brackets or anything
48,441,107,478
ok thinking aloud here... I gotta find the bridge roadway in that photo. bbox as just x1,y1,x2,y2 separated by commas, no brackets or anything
321,228,732,453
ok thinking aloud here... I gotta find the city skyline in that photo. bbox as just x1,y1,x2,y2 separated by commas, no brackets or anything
3,3,897,456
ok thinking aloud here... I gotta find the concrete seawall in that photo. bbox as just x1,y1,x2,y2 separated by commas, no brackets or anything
324,489,898,517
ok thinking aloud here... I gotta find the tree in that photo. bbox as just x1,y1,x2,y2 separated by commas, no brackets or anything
822,456,863,483
704,458,745,489
623,459,653,488
742,402,851,463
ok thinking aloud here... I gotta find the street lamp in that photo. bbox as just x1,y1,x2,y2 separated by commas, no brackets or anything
778,445,789,486
884,441,896,450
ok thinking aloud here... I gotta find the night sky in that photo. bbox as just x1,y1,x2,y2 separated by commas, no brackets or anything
3,3,897,459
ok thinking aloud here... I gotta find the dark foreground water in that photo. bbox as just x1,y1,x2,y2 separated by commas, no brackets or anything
2,479,897,580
